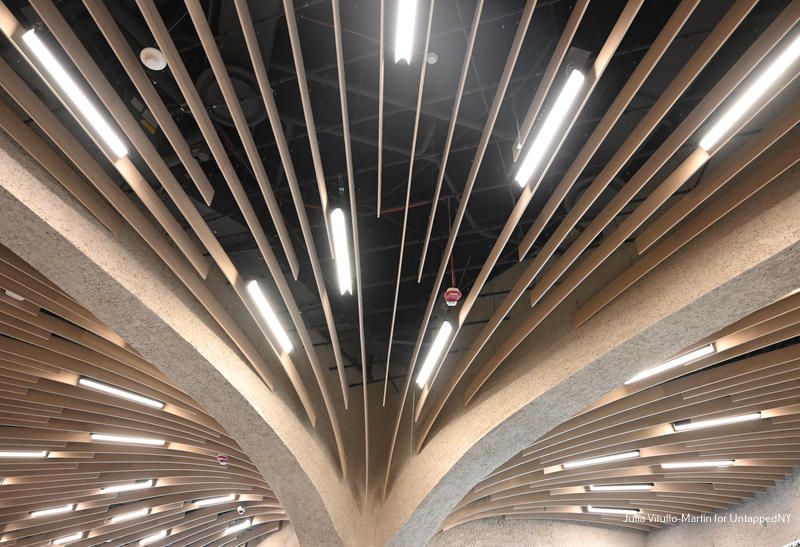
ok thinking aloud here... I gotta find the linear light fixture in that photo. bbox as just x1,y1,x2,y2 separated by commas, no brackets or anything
415,320,453,388
246,280,293,353
514,69,585,187
589,483,653,492
330,208,353,295
78,378,164,409
563,450,640,470
586,505,640,516
30,504,75,518
90,433,165,446
661,460,735,469
224,519,253,536
139,529,168,545
0,450,48,458
21,30,128,159
110,507,150,523
394,0,418,63
53,532,84,545
100,480,154,494
700,33,800,151
673,412,762,432
625,343,716,385
4,289,24,302
194,494,236,508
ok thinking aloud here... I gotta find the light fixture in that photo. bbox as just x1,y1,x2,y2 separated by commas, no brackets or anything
246,280,293,353
21,30,128,159
661,460,734,469
394,0,418,63
139,47,167,71
223,519,253,536
90,433,165,446
100,480,154,494
625,343,716,385
699,33,800,151
139,529,168,545
194,494,236,508
110,507,150,523
0,450,48,458
30,504,75,518
563,450,640,470
53,532,84,545
672,412,762,432
4,289,24,301
589,483,653,492
586,505,640,516
514,69,585,186
78,378,164,409
415,321,453,387
330,208,353,295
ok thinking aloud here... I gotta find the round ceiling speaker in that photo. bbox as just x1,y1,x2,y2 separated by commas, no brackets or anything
140,47,167,71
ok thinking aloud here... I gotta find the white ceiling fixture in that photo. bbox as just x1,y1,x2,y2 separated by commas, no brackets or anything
672,411,762,432
53,532,84,545
562,450,640,470
394,0,418,63
330,208,353,295
661,460,735,469
30,504,75,518
0,450,48,458
700,33,800,151
139,46,166,71
514,69,585,186
586,505,640,516
100,480,154,494
194,494,236,507
139,529,168,545
589,483,653,492
625,343,716,385
4,289,25,302
78,378,164,409
415,320,453,388
110,507,150,524
90,433,165,446
246,280,293,353
224,519,253,536
21,30,128,159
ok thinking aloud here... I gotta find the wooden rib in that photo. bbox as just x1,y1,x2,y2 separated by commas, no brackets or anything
416,0,484,281
377,0,385,218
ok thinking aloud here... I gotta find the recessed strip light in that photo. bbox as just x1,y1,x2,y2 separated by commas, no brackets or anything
589,483,654,492
625,343,716,385
586,505,640,516
139,529,168,545
20,30,128,159
100,480,154,494
672,412,762,432
699,33,800,151
194,494,236,508
562,450,640,470
53,532,84,545
110,507,150,523
662,460,735,469
246,280,293,353
0,450,48,458
30,504,75,518
394,0,418,63
330,209,353,295
78,378,164,409
224,519,253,536
90,433,165,446
4,289,24,302
514,69,585,187
415,321,453,388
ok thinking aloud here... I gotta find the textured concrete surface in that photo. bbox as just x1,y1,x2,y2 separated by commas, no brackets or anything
428,518,646,547
257,523,301,547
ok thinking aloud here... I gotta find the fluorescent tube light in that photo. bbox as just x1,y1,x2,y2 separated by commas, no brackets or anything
563,450,640,470
4,289,24,302
672,412,762,432
661,460,734,469
78,378,164,409
246,280,293,353
589,483,653,492
101,480,153,494
514,69,585,186
625,343,715,385
54,532,84,545
139,529,167,545
224,519,253,536
90,433,165,446
0,450,48,458
194,494,236,508
700,34,800,151
31,504,75,518
394,0,418,63
330,208,353,295
415,321,453,387
586,505,640,516
110,508,150,523
21,30,128,159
